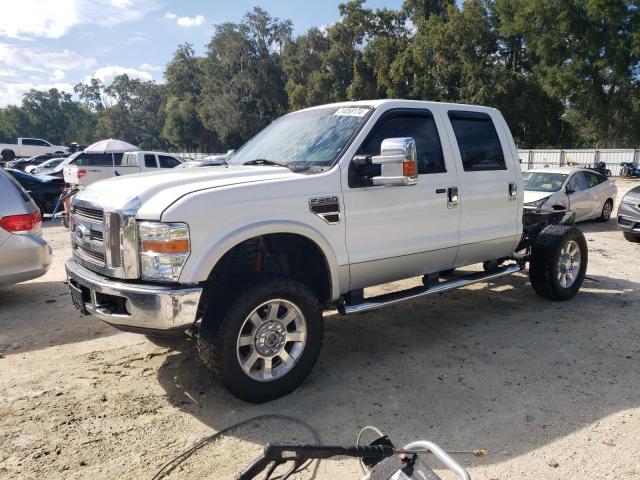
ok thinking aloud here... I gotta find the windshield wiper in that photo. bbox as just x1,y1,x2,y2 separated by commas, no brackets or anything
242,159,291,170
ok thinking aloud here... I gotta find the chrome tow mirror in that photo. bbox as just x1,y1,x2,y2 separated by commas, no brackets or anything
371,137,418,186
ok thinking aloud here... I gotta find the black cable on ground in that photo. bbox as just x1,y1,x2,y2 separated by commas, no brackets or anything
150,414,321,480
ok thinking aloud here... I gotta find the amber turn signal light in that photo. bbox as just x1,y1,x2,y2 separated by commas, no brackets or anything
141,239,190,254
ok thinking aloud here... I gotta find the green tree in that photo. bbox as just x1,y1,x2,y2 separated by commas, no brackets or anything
498,0,640,147
197,7,292,148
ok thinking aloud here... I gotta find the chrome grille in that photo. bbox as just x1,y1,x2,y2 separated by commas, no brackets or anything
74,206,104,222
77,245,105,263
90,230,103,242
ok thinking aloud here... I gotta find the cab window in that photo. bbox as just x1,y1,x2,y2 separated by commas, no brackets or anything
357,110,446,175
158,155,180,168
122,153,139,167
144,154,158,168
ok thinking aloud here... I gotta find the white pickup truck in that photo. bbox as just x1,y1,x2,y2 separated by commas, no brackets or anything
1,138,69,162
63,150,183,187
65,100,588,403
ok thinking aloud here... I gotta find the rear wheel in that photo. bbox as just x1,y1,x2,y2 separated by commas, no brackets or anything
1,150,15,162
196,277,323,403
623,232,640,243
529,225,588,301
597,199,613,222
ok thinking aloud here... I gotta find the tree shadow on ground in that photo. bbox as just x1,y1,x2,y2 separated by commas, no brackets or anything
157,269,639,469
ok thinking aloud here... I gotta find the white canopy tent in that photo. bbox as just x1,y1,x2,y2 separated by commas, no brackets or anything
84,139,139,173
85,139,139,154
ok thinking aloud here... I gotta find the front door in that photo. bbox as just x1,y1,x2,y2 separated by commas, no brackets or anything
342,107,461,290
566,171,594,221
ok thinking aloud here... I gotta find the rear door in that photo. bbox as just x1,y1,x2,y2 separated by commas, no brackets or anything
444,110,520,266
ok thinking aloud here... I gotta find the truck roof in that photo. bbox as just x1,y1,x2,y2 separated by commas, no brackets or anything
298,99,499,114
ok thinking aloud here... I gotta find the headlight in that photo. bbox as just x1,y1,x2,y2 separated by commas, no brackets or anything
524,196,550,212
138,221,190,282
621,196,639,207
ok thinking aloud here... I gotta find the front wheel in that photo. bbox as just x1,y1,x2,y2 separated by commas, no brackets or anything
529,225,588,301
196,277,323,403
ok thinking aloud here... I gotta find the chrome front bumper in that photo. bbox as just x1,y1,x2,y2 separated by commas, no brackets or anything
65,259,202,332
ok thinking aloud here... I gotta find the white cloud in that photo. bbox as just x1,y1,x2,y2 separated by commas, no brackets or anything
51,69,66,81
164,12,205,27
138,63,161,72
0,0,161,39
126,33,147,44
177,15,205,27
89,65,153,84
0,44,96,74
0,81,74,107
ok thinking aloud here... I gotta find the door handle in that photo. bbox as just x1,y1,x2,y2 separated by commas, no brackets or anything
508,182,518,200
447,186,459,209
436,188,446,194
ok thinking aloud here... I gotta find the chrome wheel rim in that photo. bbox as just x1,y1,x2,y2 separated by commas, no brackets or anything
557,240,581,288
236,299,307,382
603,202,612,219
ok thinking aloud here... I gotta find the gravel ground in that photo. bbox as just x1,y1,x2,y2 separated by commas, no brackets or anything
1,179,639,480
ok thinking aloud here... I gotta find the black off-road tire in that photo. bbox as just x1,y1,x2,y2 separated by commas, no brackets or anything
597,199,613,222
2,150,15,162
623,232,640,243
529,225,588,301
196,277,324,403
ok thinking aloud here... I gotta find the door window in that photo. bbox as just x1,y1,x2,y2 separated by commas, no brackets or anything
76,153,123,166
22,138,50,147
585,171,603,188
357,110,446,174
448,111,506,171
144,154,158,168
158,155,181,168
568,172,589,192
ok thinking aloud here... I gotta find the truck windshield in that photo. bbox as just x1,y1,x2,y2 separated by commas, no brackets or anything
229,106,372,173
523,172,568,192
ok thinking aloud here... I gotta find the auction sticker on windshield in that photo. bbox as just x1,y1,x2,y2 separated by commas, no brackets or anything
334,107,369,117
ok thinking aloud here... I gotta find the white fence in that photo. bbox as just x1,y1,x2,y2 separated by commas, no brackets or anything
517,149,640,176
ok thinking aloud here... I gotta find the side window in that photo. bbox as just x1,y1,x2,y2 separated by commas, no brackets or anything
21,138,38,146
585,171,603,187
448,111,506,171
144,154,158,168
158,155,180,168
568,172,588,192
357,111,446,174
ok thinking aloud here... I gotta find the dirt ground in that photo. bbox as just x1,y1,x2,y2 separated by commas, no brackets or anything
1,179,639,480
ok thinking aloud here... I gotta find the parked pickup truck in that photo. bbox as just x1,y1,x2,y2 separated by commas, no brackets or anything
1,138,69,162
63,150,183,187
65,100,588,403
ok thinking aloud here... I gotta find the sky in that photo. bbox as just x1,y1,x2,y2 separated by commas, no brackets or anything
0,0,404,107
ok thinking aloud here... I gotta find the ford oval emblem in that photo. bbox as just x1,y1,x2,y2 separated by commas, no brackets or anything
75,224,89,239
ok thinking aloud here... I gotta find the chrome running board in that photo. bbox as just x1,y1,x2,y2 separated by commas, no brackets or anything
339,263,524,315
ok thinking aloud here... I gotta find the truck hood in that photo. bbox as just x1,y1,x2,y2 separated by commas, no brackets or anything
75,165,298,217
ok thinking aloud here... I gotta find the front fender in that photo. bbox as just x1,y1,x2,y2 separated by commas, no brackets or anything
183,220,345,302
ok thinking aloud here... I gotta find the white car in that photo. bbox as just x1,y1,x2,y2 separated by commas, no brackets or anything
524,167,617,222
28,157,66,175
63,150,183,187
176,154,227,168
